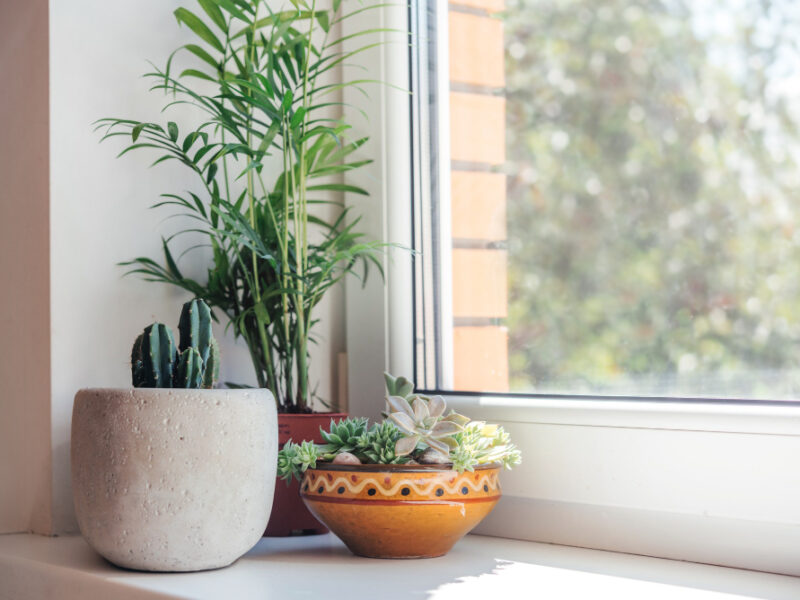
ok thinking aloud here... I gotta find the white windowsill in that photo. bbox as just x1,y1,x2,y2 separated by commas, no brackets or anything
1,533,798,599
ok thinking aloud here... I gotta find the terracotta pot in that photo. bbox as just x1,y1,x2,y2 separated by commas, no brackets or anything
300,463,501,558
263,412,348,536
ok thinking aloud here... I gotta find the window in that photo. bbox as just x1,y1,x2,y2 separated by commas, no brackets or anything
342,1,800,575
412,0,800,401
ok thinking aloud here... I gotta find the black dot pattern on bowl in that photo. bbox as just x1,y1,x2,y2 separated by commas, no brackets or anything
484,484,489,492
435,488,444,497
367,488,376,496
401,487,410,496
318,486,324,494
337,486,345,494
461,486,469,495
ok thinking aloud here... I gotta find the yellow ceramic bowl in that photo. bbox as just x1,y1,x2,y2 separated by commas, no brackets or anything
300,463,501,558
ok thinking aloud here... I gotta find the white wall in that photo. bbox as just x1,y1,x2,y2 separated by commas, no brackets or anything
0,0,53,535
48,0,344,533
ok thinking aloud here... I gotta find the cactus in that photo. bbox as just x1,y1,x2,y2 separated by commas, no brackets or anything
131,333,146,387
201,337,220,389
178,299,213,364
175,347,203,388
131,323,178,388
130,299,220,389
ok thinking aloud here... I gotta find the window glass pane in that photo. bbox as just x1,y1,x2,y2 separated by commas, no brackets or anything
414,0,800,399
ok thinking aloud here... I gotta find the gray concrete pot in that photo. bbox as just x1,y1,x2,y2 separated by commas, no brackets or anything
71,387,277,572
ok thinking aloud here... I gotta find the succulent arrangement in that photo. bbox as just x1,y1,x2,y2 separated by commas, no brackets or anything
131,299,220,389
278,373,521,481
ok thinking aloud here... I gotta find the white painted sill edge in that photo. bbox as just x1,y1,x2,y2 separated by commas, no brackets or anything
2,533,799,600
445,395,800,435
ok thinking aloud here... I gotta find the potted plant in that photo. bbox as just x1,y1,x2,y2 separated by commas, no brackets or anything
95,0,394,534
276,373,522,558
71,300,278,571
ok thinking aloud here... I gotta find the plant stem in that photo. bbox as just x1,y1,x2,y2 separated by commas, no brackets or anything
244,9,274,402
241,327,267,388
281,116,294,404
292,0,318,410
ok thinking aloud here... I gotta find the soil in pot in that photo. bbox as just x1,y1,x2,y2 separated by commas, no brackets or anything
263,412,348,536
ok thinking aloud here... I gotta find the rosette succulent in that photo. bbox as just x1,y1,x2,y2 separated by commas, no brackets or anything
277,440,322,482
319,417,369,455
386,394,466,461
354,422,408,464
451,421,522,472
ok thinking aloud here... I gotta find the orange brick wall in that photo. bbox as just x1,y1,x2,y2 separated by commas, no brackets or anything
448,1,508,392
449,12,505,88
453,326,509,391
449,93,506,165
452,249,508,318
451,171,506,240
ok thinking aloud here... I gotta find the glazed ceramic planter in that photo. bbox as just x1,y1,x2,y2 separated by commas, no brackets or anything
264,412,347,537
71,388,277,572
300,463,501,558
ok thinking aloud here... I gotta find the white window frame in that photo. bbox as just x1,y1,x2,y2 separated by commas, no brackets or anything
342,0,800,577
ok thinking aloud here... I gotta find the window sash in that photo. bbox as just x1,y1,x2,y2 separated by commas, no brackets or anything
341,0,800,576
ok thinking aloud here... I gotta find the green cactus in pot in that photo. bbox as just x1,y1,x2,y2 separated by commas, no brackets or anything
131,299,220,389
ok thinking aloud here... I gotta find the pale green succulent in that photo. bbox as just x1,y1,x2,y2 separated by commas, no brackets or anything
387,394,467,460
278,440,323,482
383,372,415,399
451,421,522,472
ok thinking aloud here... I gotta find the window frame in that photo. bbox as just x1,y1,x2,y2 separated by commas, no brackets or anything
342,0,800,576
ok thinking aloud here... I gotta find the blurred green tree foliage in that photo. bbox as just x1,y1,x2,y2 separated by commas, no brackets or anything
504,0,800,397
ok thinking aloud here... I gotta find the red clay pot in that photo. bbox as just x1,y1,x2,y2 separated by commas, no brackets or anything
263,412,347,536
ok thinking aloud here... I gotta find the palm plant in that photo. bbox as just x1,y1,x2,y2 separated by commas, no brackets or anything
97,0,398,411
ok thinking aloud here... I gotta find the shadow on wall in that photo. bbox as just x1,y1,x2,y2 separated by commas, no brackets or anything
52,440,75,535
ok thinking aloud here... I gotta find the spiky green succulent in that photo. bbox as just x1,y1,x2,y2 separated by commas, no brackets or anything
278,419,407,481
319,417,369,454
354,421,408,464
278,440,323,482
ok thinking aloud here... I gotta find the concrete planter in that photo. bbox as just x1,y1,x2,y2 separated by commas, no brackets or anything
71,387,277,572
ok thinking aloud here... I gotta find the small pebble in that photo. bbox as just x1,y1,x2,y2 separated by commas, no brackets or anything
417,448,450,464
332,452,361,465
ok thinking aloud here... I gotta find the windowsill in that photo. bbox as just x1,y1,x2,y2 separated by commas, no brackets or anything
1,533,798,599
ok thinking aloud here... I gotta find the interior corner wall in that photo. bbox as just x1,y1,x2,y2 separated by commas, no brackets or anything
47,0,344,534
0,0,53,535
48,0,251,534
